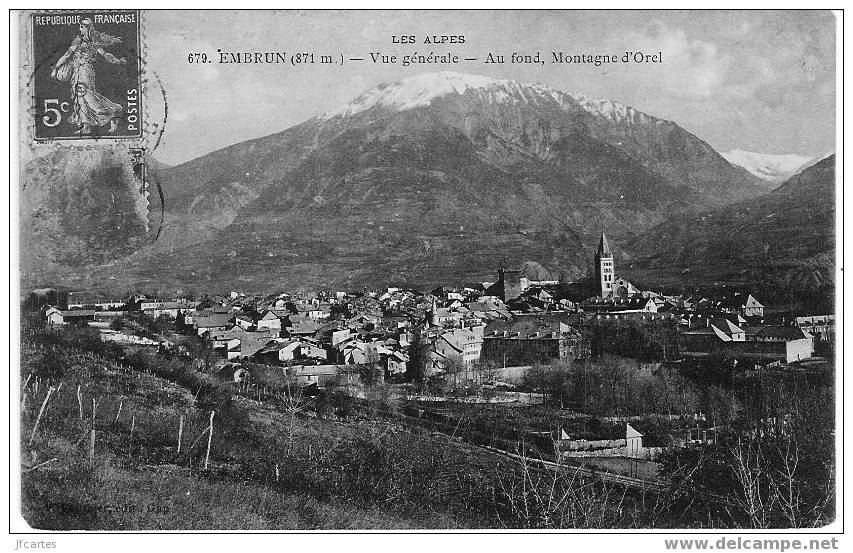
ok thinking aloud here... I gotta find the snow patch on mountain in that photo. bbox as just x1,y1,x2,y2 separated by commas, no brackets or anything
721,149,816,183
321,71,660,127
571,94,655,126
323,72,505,118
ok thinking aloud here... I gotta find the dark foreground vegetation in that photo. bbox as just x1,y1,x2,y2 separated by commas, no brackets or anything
19,323,835,529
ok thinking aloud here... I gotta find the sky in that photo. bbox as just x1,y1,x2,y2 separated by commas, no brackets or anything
143,10,837,166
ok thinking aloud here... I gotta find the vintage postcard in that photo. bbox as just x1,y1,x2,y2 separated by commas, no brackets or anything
10,8,842,543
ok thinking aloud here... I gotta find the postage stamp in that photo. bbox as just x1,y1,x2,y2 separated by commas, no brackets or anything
31,11,142,141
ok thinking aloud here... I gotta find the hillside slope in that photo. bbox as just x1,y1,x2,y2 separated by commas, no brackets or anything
625,155,835,302
20,334,500,529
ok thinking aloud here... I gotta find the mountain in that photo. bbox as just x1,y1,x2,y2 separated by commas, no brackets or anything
625,155,835,305
22,72,774,293
148,157,173,172
19,148,151,290
721,149,816,184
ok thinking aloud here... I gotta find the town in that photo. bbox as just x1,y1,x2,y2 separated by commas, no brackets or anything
31,233,832,381
20,233,835,529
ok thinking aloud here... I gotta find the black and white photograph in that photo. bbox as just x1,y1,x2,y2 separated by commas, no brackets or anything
10,7,843,540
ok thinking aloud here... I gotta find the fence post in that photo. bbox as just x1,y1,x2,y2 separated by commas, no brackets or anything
28,386,55,446
89,429,96,464
177,414,184,454
204,411,215,470
77,385,83,420
115,399,123,423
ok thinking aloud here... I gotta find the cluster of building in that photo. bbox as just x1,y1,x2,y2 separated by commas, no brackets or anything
183,287,589,383
34,232,833,385
587,233,830,364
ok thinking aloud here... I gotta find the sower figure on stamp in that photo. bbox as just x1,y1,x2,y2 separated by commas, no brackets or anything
50,18,127,135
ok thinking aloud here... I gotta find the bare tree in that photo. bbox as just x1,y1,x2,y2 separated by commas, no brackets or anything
279,369,308,457
497,441,630,528
443,354,466,393
729,436,772,528
771,436,801,528
360,346,384,387
406,328,430,391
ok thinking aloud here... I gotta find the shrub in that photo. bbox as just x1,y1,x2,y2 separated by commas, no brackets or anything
330,391,353,418
31,349,65,381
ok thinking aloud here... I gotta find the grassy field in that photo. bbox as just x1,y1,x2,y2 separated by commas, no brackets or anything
21,346,446,529
19,342,534,529
576,457,660,480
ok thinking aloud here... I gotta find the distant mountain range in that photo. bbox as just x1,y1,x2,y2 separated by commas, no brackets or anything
20,71,829,298
626,155,835,305
721,149,818,184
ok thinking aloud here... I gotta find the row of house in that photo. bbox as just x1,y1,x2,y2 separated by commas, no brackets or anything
795,315,835,342
678,316,815,364
188,298,413,378
45,308,96,326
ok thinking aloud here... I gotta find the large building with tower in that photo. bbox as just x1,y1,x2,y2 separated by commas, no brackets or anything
595,233,615,297
592,232,641,299
491,267,524,302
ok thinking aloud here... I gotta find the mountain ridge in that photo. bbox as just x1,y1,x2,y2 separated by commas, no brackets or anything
625,155,835,304
22,72,794,294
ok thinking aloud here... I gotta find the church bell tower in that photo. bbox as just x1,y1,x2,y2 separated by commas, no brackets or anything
595,233,614,297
